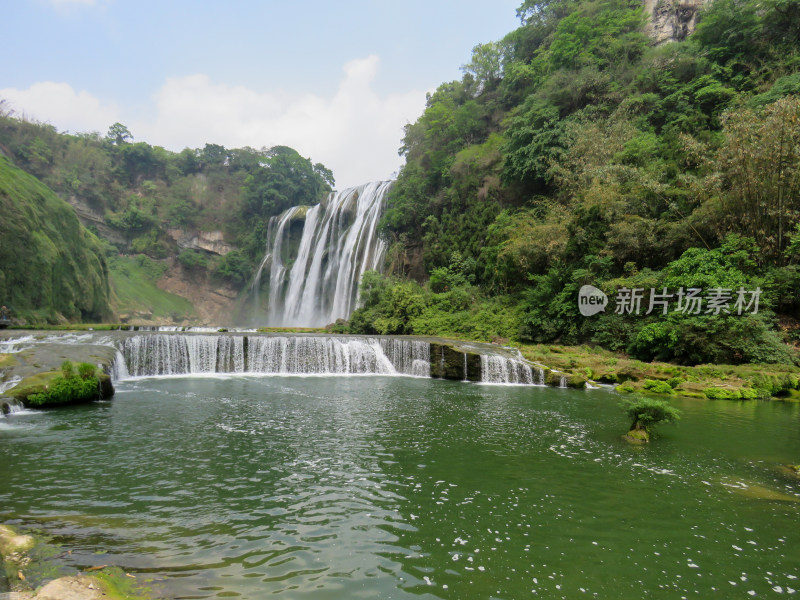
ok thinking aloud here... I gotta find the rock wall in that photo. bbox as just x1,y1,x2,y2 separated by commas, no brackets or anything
168,228,233,255
643,0,712,45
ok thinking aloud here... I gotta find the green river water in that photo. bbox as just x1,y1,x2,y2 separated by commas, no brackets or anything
1,376,799,599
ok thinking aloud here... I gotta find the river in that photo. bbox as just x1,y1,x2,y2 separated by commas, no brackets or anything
1,376,799,598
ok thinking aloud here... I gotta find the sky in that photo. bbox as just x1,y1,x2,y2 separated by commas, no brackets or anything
2,0,522,189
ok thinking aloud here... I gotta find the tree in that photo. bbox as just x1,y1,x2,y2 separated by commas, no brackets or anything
717,96,800,263
106,122,132,145
621,397,681,443
461,42,506,94
242,146,331,218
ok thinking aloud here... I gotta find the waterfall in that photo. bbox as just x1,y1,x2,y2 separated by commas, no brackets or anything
1,397,25,415
252,181,392,327
479,355,534,385
379,338,430,378
0,376,21,395
115,334,430,378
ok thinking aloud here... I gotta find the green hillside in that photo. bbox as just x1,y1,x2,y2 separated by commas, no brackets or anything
351,0,800,366
0,156,111,322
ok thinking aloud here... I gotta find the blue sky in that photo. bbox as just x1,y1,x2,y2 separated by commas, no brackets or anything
3,0,521,188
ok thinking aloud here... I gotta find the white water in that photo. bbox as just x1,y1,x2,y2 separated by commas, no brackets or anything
253,181,392,327
0,376,22,395
115,334,430,379
480,354,536,385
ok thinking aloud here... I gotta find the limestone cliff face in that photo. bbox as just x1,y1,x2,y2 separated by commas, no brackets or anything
168,228,233,255
643,0,712,44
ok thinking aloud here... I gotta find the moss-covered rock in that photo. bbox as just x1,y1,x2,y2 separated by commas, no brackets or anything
429,343,481,381
98,372,114,399
616,382,636,393
624,428,649,444
0,524,35,556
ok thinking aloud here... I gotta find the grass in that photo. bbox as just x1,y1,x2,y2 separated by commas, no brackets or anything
108,255,195,321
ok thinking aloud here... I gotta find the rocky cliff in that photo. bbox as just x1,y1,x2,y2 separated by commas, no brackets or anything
644,0,712,44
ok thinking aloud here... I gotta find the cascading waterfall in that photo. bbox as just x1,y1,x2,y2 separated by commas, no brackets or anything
379,338,430,378
480,354,535,385
115,334,430,378
252,181,392,327
0,376,21,395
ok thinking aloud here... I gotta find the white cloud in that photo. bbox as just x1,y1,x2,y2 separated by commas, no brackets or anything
137,55,427,188
0,81,119,134
1,56,428,189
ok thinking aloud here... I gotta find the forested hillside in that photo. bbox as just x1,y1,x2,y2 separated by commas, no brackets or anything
0,156,111,322
1,0,798,367
0,105,333,323
351,0,800,366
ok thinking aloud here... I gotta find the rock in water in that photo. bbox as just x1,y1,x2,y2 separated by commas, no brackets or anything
34,575,106,600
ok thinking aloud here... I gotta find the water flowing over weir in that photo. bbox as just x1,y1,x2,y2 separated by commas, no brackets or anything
480,354,536,385
115,334,431,378
251,181,392,327
110,333,542,385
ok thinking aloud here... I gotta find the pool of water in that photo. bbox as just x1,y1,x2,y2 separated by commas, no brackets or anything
1,376,799,598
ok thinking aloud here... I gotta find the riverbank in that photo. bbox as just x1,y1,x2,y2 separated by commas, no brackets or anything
518,343,800,400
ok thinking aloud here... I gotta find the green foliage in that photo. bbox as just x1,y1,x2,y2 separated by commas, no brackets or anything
0,112,334,318
177,250,209,271
544,0,647,71
61,360,74,379
703,387,742,399
242,146,332,219
349,270,520,341
27,369,100,407
77,362,96,379
0,156,111,323
642,379,674,394
621,396,681,432
215,250,252,286
108,255,194,321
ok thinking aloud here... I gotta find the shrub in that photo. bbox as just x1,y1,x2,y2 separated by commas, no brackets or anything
77,362,96,379
27,374,99,407
643,379,675,394
703,387,740,399
61,360,75,378
178,249,209,271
